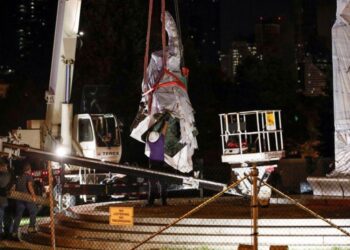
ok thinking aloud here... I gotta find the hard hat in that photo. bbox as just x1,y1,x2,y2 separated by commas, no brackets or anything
148,131,160,143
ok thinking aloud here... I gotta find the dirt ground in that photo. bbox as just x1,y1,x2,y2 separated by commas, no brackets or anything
96,196,350,219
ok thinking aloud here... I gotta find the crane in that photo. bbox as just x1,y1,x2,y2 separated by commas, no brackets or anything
7,0,122,164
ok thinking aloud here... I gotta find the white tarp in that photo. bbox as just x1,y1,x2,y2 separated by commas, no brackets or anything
130,11,198,173
330,0,350,177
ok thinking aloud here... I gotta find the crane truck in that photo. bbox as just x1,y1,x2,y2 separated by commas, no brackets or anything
0,0,124,206
5,0,122,165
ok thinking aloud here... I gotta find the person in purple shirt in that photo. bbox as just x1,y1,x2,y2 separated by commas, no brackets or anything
147,120,169,206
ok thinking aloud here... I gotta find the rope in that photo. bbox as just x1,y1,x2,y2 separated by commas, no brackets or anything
48,161,56,249
8,191,51,206
130,177,248,250
262,180,350,238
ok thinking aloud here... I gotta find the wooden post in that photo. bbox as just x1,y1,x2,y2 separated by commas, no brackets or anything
251,164,259,250
48,161,56,249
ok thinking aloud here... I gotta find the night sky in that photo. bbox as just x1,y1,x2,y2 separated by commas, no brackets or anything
220,0,293,48
0,0,337,165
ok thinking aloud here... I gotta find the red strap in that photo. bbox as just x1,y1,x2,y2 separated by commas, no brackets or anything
161,0,167,69
143,0,154,82
164,68,182,84
148,68,187,94
154,80,187,92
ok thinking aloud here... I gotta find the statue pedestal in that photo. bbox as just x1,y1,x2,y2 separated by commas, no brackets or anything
307,177,350,197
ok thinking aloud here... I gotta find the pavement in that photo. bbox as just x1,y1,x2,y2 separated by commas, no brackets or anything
1,195,350,249
93,195,350,219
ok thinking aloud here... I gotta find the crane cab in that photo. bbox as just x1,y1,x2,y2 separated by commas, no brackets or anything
73,113,122,163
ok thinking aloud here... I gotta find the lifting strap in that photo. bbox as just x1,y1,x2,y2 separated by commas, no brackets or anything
161,0,167,69
143,0,189,111
142,68,187,97
143,0,154,83
144,0,167,112
143,0,167,80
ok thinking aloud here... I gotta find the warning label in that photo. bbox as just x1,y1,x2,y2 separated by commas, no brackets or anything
109,207,134,226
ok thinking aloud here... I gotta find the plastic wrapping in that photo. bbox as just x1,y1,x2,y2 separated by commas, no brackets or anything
130,11,198,173
330,0,350,177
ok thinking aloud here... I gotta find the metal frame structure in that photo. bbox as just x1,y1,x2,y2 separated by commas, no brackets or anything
219,110,284,165
219,110,286,249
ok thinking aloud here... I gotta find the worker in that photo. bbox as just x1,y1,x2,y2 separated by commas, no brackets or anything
11,162,38,240
146,118,169,206
0,158,11,240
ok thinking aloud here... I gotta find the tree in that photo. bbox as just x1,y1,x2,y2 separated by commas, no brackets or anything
235,55,311,148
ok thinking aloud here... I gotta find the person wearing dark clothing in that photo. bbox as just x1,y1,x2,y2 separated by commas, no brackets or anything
0,159,11,240
11,162,38,238
147,120,169,206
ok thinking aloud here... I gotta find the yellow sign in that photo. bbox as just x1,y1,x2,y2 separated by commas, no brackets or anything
265,112,276,131
109,207,134,226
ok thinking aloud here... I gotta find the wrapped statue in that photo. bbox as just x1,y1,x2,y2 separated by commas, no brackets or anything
130,11,198,173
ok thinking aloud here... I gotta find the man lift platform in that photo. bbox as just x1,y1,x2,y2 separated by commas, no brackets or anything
219,110,285,196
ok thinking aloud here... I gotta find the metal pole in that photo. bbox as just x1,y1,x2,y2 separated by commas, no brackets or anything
256,112,262,153
48,161,56,249
251,164,259,250
63,58,73,103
